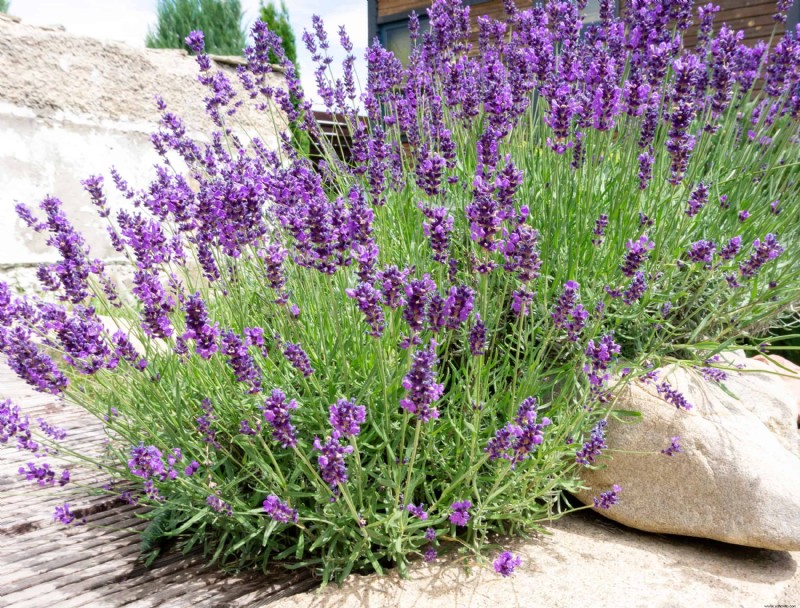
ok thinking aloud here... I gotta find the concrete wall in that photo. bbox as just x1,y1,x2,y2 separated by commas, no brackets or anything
0,14,286,292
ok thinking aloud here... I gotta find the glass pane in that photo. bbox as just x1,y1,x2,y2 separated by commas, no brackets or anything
384,26,413,64
584,0,603,23
379,17,430,65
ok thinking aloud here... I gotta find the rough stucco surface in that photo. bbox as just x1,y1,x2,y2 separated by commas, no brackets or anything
0,13,285,290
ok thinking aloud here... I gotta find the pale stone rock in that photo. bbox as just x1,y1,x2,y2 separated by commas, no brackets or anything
270,511,800,608
577,353,800,551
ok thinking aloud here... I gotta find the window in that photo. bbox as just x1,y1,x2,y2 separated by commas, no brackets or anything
583,0,602,24
378,16,430,65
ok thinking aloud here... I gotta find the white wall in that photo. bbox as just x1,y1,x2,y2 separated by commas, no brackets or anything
0,14,286,292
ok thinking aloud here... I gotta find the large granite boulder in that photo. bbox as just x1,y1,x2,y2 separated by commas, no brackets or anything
577,352,800,551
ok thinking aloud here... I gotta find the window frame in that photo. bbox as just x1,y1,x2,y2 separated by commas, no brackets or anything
377,14,430,65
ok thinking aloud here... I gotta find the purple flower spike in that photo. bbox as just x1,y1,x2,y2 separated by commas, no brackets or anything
687,240,716,266
449,500,472,527
512,288,534,317
329,398,366,439
686,183,709,217
313,435,354,495
501,223,541,282
54,503,77,525
400,340,444,423
406,503,429,520
402,275,437,333
283,342,314,377
196,398,220,449
621,236,655,277
261,389,298,448
661,436,682,456
469,314,487,356
719,236,742,260
419,204,454,262
486,396,551,467
182,293,219,359
494,551,522,577
584,335,621,389
593,484,622,509
592,214,609,246
739,234,784,279
444,285,475,329
185,30,205,53
551,281,588,341
263,495,299,523
128,443,165,480
346,283,385,338
207,494,233,516
376,266,409,309
656,381,693,410
575,420,608,465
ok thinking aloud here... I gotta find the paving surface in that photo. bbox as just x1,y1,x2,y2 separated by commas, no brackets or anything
2,362,799,608
0,364,315,608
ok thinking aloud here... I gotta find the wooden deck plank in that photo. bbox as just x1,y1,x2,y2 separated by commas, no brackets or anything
0,363,312,607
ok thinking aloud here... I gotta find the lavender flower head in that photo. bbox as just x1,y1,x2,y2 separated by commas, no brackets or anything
621,236,655,277
494,551,522,577
719,236,742,260
329,398,366,439
575,419,608,465
551,280,588,341
261,388,298,448
686,182,709,217
402,275,437,333
449,500,472,527
584,334,621,388
283,342,314,377
128,443,165,479
182,293,219,359
486,396,551,466
400,340,444,423
661,436,682,456
313,435,354,494
53,503,77,526
406,503,429,520
656,381,693,410
376,265,409,309
263,495,299,523
739,234,784,278
687,240,716,265
221,330,262,393
469,314,487,356
419,204,454,262
592,214,609,246
593,484,621,509
196,398,220,449
185,31,205,53
346,283,385,338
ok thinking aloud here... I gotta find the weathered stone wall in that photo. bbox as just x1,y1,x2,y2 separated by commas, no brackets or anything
0,14,286,293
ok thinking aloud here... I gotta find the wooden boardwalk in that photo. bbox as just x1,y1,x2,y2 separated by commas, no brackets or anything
0,364,316,608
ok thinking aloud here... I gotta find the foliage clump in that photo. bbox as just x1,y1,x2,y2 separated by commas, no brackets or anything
2,0,800,585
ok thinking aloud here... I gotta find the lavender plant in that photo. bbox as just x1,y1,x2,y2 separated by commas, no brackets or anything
2,0,800,584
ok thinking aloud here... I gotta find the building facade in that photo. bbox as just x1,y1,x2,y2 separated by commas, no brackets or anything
367,0,800,63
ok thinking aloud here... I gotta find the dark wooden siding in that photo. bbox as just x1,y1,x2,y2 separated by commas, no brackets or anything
377,1,532,53
374,0,790,48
